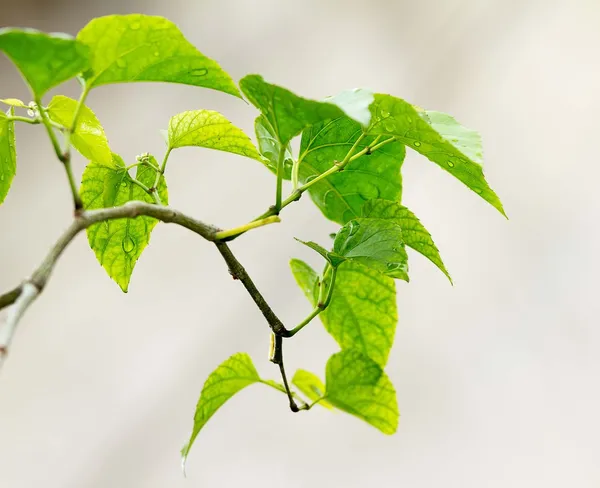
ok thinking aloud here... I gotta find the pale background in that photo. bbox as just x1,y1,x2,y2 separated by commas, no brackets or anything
1,0,598,486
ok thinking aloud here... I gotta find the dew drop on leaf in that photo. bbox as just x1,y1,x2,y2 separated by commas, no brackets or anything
383,120,395,132
447,160,455,168
190,68,208,77
122,236,136,253
413,141,421,147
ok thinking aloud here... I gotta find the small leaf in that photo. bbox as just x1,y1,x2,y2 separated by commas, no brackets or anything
181,353,260,465
77,14,240,97
321,261,397,367
292,369,333,409
255,115,293,179
47,95,112,164
368,95,505,215
362,199,451,282
294,238,346,267
289,258,319,303
0,108,17,205
333,218,409,281
0,28,89,97
168,110,261,161
239,75,373,145
80,154,168,292
325,349,398,434
299,116,405,224
0,98,28,108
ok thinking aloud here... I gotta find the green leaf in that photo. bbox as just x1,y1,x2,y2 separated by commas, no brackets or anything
362,199,451,282
289,258,319,303
181,353,260,465
325,349,398,434
0,28,89,97
254,115,293,179
292,369,333,409
47,95,112,165
168,110,261,161
321,261,397,367
239,75,373,145
333,218,409,281
0,98,28,108
299,116,405,224
0,108,17,205
368,95,505,215
294,238,346,267
80,154,168,292
77,14,240,97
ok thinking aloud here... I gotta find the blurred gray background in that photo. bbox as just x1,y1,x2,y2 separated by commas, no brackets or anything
1,0,599,486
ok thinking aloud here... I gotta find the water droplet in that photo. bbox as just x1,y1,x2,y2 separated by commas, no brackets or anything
0,174,4,181
407,117,413,124
379,109,390,118
383,120,396,132
130,22,141,30
122,236,136,253
413,141,421,147
447,160,455,168
116,58,127,68
190,68,208,77
121,181,127,188
154,51,160,57
475,188,483,194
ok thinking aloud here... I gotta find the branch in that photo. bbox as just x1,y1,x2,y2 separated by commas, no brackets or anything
0,201,220,364
214,242,290,338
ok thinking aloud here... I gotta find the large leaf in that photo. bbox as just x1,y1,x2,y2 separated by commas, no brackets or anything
368,95,505,215
0,28,90,97
254,115,293,179
77,14,240,97
47,95,112,165
299,116,405,224
362,199,451,282
168,110,262,161
292,260,397,367
181,353,260,466
325,349,398,434
80,154,168,292
333,218,409,281
239,75,373,145
0,108,16,205
292,369,333,409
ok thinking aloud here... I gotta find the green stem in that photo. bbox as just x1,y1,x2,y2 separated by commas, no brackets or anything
291,156,300,191
288,265,337,337
37,100,83,210
215,216,280,241
275,145,286,211
6,115,39,125
152,147,172,198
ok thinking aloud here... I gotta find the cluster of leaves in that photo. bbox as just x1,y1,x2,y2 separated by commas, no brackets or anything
0,14,504,469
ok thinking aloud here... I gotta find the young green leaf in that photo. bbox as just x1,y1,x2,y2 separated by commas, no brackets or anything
0,108,17,205
0,28,89,97
362,199,451,282
289,258,319,303
80,154,168,292
333,218,409,281
167,110,262,161
325,349,398,434
181,353,261,466
321,261,397,367
0,98,28,108
239,75,373,145
255,115,293,179
294,238,346,267
292,369,333,409
76,14,240,97
47,95,112,165
299,116,405,224
368,95,505,215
